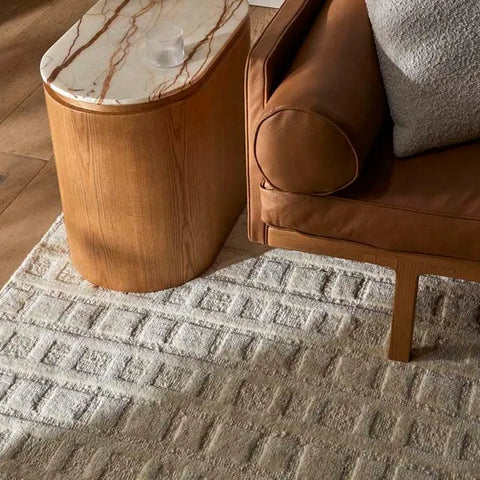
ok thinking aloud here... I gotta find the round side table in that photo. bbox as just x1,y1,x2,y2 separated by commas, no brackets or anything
41,0,250,292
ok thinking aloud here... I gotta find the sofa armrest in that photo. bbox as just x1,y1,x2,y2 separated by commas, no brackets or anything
253,0,387,196
247,0,324,111
246,0,324,243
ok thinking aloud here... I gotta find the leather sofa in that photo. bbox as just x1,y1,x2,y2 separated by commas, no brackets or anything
246,0,480,362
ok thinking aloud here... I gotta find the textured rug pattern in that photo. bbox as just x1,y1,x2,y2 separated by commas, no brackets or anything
1,214,480,479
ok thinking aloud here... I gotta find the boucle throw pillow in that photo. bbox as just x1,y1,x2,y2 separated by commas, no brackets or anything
365,0,480,157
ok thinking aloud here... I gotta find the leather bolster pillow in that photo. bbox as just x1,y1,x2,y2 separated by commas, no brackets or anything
254,0,387,195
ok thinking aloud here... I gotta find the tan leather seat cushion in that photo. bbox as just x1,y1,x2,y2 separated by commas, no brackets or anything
260,131,480,261
254,0,386,195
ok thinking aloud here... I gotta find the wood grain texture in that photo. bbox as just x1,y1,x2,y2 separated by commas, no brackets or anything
44,22,250,292
266,225,480,362
0,162,61,286
0,87,53,160
0,153,46,213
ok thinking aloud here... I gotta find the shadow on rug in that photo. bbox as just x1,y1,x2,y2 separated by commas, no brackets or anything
1,212,480,479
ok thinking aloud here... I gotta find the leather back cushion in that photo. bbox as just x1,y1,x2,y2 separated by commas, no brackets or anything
254,0,386,195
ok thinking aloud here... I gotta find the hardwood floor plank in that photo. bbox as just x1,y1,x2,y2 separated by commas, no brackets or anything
0,86,52,160
0,0,50,25
0,152,46,213
0,0,96,122
0,161,61,287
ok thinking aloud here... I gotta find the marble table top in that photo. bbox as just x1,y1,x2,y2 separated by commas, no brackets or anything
40,0,249,106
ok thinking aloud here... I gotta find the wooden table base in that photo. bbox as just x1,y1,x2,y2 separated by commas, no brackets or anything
44,22,250,292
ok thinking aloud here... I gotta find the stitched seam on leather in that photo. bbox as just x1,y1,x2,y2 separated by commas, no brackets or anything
260,184,480,223
253,106,359,195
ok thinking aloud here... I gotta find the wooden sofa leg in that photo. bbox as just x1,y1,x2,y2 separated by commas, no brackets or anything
388,262,419,362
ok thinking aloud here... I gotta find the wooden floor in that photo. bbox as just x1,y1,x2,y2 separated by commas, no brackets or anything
0,3,276,288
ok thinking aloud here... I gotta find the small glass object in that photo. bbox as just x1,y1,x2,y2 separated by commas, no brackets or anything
146,24,185,68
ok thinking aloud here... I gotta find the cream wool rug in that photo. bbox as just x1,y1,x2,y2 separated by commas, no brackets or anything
1,213,480,479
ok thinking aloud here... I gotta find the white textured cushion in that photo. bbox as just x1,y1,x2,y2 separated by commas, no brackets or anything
365,0,480,157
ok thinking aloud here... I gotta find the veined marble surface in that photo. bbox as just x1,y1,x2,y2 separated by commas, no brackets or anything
40,0,249,106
